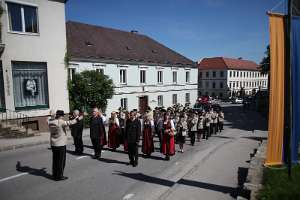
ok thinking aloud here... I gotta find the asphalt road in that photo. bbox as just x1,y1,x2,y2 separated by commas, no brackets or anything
0,104,268,200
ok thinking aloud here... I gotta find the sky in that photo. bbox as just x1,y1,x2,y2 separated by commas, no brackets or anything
66,0,284,64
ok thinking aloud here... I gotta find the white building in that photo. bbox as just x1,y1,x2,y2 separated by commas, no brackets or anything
198,57,268,98
0,0,68,131
66,21,198,114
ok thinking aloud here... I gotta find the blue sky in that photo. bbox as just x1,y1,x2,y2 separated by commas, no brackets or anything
66,0,283,63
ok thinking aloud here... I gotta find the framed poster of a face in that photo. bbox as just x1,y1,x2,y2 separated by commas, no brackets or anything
23,79,38,97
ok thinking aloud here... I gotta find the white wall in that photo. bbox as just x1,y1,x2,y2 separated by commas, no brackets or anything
198,68,268,97
1,0,68,116
227,69,268,94
69,61,198,114
198,69,228,97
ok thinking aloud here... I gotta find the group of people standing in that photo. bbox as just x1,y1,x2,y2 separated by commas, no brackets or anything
48,103,224,181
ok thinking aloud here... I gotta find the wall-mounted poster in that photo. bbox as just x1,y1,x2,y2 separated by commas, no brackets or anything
23,79,38,97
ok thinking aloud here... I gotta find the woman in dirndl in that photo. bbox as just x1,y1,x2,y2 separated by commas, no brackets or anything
108,112,120,151
162,112,175,160
142,114,155,156
176,115,187,153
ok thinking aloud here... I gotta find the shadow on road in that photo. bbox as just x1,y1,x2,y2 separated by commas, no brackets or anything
113,171,174,187
223,105,268,132
99,158,129,165
16,161,53,180
114,170,251,198
66,149,92,157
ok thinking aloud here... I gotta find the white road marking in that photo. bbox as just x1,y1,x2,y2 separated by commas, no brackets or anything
76,156,88,160
0,173,28,183
123,193,135,200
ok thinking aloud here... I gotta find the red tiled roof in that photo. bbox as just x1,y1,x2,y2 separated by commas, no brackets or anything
66,21,196,67
198,57,259,71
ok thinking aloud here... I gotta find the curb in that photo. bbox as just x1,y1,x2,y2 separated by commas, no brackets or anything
0,132,91,153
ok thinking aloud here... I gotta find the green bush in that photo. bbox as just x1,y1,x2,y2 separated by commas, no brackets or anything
68,70,114,127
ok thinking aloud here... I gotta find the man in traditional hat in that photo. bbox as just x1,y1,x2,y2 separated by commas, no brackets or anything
70,109,84,155
48,110,82,181
90,107,106,159
125,110,141,167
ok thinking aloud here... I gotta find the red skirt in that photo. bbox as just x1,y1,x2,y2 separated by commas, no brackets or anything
123,140,128,152
100,132,107,146
142,127,154,155
162,133,175,156
108,124,120,149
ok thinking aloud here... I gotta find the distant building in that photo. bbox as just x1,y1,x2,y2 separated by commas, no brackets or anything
66,21,198,114
0,0,68,131
198,57,268,98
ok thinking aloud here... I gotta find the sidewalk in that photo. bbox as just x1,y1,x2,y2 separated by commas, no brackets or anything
0,128,91,152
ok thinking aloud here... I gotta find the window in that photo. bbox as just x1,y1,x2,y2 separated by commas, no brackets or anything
237,81,239,88
212,71,216,78
140,70,146,84
233,71,236,77
173,71,177,83
0,63,5,110
229,71,232,77
220,82,223,89
158,95,163,106
240,71,242,77
199,72,202,78
233,82,235,88
68,68,76,80
206,71,209,78
205,81,209,88
220,71,224,77
12,61,49,110
229,82,232,88
237,71,239,77
219,93,223,98
7,2,38,33
212,82,216,89
185,93,190,103
199,81,203,88
186,71,190,83
172,94,177,105
157,71,163,84
120,98,128,110
120,69,127,84
247,72,249,77
96,68,104,75
244,72,246,77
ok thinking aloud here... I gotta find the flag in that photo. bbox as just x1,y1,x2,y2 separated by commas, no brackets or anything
265,14,285,166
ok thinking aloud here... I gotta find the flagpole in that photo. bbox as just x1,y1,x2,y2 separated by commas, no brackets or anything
285,0,293,179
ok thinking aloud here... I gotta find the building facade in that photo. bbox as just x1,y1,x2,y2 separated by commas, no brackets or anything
67,21,198,114
0,0,68,131
198,57,268,98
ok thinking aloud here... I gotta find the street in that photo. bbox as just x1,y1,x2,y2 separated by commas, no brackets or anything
0,104,268,200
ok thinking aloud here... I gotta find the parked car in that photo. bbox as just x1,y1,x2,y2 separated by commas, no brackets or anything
232,98,243,104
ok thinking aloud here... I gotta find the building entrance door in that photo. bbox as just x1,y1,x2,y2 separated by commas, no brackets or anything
139,96,148,114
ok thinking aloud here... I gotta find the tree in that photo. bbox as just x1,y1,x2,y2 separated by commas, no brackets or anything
260,45,270,74
68,70,114,113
